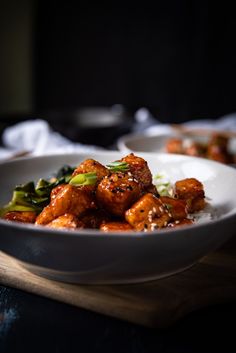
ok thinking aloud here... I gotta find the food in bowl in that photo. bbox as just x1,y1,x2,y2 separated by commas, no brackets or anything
0,153,207,232
166,132,235,164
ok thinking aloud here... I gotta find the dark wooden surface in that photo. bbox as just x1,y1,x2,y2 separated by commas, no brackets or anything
0,236,236,352
1,284,236,353
1,238,236,330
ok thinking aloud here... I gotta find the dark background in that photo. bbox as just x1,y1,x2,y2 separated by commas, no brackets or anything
1,0,236,136
34,1,236,122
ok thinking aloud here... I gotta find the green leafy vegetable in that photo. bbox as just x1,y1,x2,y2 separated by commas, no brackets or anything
0,165,75,217
106,161,129,172
69,172,97,186
55,165,75,180
0,182,46,217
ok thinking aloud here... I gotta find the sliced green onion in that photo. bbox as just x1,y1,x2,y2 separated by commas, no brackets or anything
153,172,174,197
69,172,97,186
106,161,129,172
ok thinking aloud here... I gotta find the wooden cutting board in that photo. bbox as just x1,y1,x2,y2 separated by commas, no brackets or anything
0,235,236,328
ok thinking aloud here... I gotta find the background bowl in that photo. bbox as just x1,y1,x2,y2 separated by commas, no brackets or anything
0,151,236,284
117,132,236,157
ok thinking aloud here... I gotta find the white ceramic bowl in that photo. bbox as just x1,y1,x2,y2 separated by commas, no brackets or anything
0,151,236,284
117,132,236,156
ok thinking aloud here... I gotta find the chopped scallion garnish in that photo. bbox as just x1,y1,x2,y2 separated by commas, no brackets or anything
153,172,174,197
106,161,129,172
69,172,97,186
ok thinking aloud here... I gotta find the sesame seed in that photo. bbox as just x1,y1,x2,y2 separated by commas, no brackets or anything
151,223,158,231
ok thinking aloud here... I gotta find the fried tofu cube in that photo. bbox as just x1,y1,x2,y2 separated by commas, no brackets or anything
96,172,141,217
80,209,111,229
4,211,37,224
160,196,187,220
125,193,171,231
100,221,133,232
206,134,232,164
167,218,194,228
175,178,205,212
72,159,109,183
165,138,183,154
36,184,96,225
46,213,84,229
120,153,154,191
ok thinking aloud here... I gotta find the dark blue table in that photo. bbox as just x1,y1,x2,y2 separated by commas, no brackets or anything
0,284,236,353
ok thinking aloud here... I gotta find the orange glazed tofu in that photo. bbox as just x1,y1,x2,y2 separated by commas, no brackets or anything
120,153,154,191
72,159,109,183
36,184,96,225
1,154,208,232
175,178,205,212
80,209,111,229
125,193,171,231
100,221,133,232
165,138,183,154
4,211,37,224
46,213,84,229
160,196,187,220
168,218,194,228
96,172,141,217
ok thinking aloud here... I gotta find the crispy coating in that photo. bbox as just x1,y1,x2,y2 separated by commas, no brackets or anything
166,138,206,157
190,197,206,212
4,211,37,224
125,193,171,231
96,172,141,217
184,141,206,157
165,138,183,154
175,178,205,212
80,209,111,229
100,221,133,232
72,159,110,183
206,134,232,164
120,153,154,191
50,184,66,200
175,178,205,199
167,218,194,228
36,184,96,225
166,133,234,165
160,196,187,220
46,213,84,229
208,133,229,150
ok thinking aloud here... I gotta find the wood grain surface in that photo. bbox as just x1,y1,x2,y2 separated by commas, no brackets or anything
0,235,236,328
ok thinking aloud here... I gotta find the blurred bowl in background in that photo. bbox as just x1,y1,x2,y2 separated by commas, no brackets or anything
45,105,133,148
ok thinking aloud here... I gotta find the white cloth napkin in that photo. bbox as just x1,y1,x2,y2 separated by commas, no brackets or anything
133,108,236,135
1,112,236,161
0,119,103,160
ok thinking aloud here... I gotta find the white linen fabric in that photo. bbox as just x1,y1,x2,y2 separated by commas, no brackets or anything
1,112,236,160
0,119,102,160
